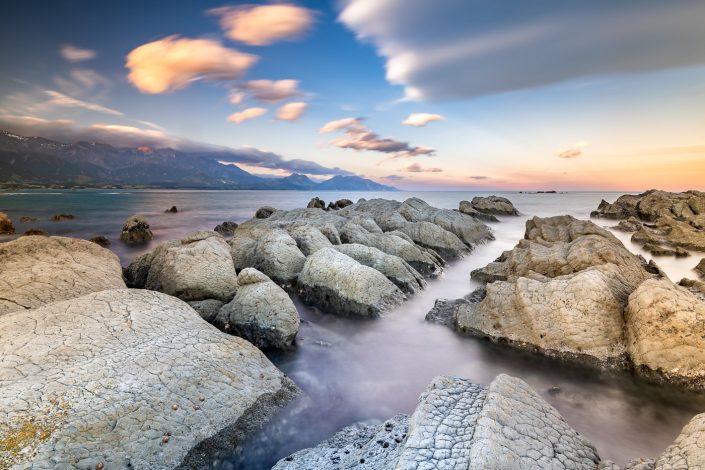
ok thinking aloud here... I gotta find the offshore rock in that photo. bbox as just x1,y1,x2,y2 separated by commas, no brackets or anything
120,215,153,244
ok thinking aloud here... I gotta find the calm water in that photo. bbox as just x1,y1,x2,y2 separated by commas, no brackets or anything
1,189,704,468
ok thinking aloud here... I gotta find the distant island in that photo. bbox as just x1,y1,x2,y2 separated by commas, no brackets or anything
0,130,396,191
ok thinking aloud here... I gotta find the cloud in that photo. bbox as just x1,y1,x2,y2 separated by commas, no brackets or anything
44,90,123,116
467,175,489,180
227,107,268,124
276,102,307,121
382,174,405,181
240,79,301,103
557,141,588,158
229,90,245,105
319,117,435,158
126,36,257,94
0,115,354,177
339,0,705,100
209,4,315,46
403,162,443,172
54,69,112,98
402,113,445,127
60,44,96,62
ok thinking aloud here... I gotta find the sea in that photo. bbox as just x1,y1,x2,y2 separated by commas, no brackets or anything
1,189,703,468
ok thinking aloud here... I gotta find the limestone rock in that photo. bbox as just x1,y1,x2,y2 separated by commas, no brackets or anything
287,224,332,256
696,258,705,279
654,412,705,469
333,243,426,294
230,229,306,284
297,248,404,317
124,231,238,302
215,268,299,349
188,299,225,323
273,374,599,470
468,195,519,215
457,201,499,222
0,212,15,234
120,215,153,244
0,289,298,470
626,278,705,387
614,217,642,232
641,243,689,257
0,235,125,315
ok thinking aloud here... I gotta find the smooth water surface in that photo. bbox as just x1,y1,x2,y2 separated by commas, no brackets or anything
2,189,704,468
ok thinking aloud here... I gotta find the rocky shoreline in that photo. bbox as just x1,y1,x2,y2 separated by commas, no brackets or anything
2,192,705,468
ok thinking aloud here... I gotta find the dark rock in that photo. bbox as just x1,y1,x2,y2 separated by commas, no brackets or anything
307,197,326,210
642,243,690,257
0,212,15,234
89,235,111,247
327,199,354,210
22,229,48,236
51,213,75,221
255,206,278,219
165,206,178,213
120,215,153,244
214,221,238,236
614,217,642,232
19,216,38,223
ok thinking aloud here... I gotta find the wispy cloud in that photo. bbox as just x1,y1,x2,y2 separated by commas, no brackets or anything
59,44,96,62
276,102,307,122
209,4,315,46
43,90,123,116
238,79,302,103
402,113,445,127
403,162,443,172
126,36,257,94
227,107,268,124
319,117,435,159
468,175,489,180
557,140,588,158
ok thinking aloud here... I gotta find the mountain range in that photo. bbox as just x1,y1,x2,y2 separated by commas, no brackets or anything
0,130,396,191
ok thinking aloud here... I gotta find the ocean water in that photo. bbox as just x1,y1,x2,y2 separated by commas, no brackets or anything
1,189,704,468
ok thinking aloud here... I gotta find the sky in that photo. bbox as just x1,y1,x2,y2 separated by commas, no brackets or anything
1,0,704,191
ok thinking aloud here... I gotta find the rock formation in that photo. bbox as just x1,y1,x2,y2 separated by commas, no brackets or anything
120,215,153,244
165,205,178,213
89,235,111,247
214,221,238,237
463,195,519,216
694,258,705,279
0,212,14,234
50,213,75,221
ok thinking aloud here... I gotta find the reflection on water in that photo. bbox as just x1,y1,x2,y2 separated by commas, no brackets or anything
2,189,704,468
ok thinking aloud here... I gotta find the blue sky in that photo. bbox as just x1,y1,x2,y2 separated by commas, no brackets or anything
1,0,704,190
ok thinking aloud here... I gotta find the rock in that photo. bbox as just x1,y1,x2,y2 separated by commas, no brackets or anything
255,206,278,219
165,205,178,213
273,374,599,470
307,197,326,210
591,195,640,219
50,213,75,221
19,216,38,223
327,198,353,210
188,299,225,323
457,201,499,222
124,231,238,302
0,289,299,469
215,268,299,349
214,221,238,237
437,215,655,365
89,235,111,247
654,412,705,469
120,215,153,244
614,217,642,232
287,224,333,256
696,258,705,279
0,212,15,234
626,278,705,387
641,243,689,257
467,195,519,215
297,248,405,317
231,229,306,284
0,236,125,315
22,229,48,236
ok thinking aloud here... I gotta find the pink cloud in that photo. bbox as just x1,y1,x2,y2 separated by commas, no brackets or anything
227,107,267,124
209,4,315,46
276,102,307,122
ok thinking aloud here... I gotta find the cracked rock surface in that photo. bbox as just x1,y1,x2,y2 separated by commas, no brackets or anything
429,216,655,364
273,374,599,470
0,235,125,315
654,412,705,469
124,230,239,302
298,248,405,317
0,289,299,470
215,268,300,349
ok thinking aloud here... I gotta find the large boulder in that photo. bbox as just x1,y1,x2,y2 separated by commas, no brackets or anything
124,231,238,302
333,243,426,294
307,197,326,210
0,289,298,469
297,248,404,316
0,212,15,234
287,224,333,256
273,374,599,469
120,215,153,244
230,229,307,284
625,279,705,387
0,235,125,315
467,195,519,216
215,268,299,349
431,216,656,365
654,412,705,469
457,201,499,222
696,258,705,279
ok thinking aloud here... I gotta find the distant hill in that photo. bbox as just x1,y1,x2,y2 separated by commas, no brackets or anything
0,130,396,191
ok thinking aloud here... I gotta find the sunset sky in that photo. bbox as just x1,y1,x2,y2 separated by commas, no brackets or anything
1,0,704,190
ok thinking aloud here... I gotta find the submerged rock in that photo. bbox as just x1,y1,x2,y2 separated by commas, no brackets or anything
298,248,404,316
120,214,153,244
19,215,38,223
0,235,125,315
215,268,299,349
165,205,178,213
22,229,48,236
0,289,299,469
273,374,599,470
641,243,689,257
433,215,656,365
124,231,238,302
0,212,15,234
50,213,75,221
467,195,519,216
89,235,111,247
